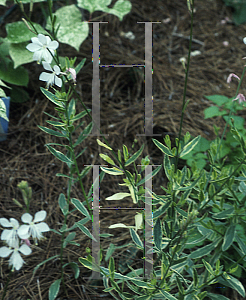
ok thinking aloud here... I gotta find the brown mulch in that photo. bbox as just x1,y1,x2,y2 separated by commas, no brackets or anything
1,0,246,299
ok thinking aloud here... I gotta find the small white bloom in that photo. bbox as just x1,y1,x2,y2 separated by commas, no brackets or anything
67,67,76,83
26,34,59,64
0,243,32,271
0,218,28,248
243,37,246,45
18,211,50,245
39,62,62,88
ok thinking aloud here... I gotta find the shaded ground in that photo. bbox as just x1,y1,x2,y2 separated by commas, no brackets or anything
1,0,246,298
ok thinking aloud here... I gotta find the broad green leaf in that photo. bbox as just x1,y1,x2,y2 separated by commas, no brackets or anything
6,21,48,43
0,57,28,86
179,135,201,158
40,88,64,107
97,139,112,150
130,228,143,249
189,238,221,259
38,125,67,138
124,144,144,166
204,95,230,106
100,153,115,165
222,224,236,251
9,42,33,68
204,106,227,119
49,279,61,300
153,139,174,157
235,234,246,255
154,218,162,250
106,192,131,200
62,262,80,279
77,0,132,21
76,223,97,242
71,198,91,219
58,193,68,215
46,5,89,51
239,181,246,195
46,144,73,164
100,166,124,175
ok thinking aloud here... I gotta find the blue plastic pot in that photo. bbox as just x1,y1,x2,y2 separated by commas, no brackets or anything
0,97,10,142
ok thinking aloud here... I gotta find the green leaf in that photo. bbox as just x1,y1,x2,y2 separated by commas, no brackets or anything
124,144,144,166
220,274,245,297
46,5,89,51
204,95,230,106
100,153,115,165
49,279,61,300
40,88,64,107
9,42,34,68
6,21,48,43
130,228,143,249
62,262,80,279
206,293,230,300
154,218,162,250
222,224,236,251
79,257,100,272
202,259,215,276
212,207,234,219
38,125,67,138
204,106,227,119
100,166,124,175
189,238,221,259
0,57,28,86
58,193,68,215
106,192,131,200
77,0,132,21
73,122,93,147
97,139,112,150
109,257,115,280
158,290,178,300
180,136,201,158
76,223,97,242
33,255,59,275
105,243,116,261
71,198,91,219
153,139,174,157
46,144,73,164
136,165,161,186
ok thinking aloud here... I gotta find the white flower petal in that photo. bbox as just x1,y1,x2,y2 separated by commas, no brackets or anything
53,65,60,74
42,51,53,64
32,50,43,63
42,62,53,72
243,37,246,44
48,40,59,50
55,76,62,87
1,229,12,240
10,218,19,228
10,251,24,271
18,225,30,239
45,35,51,44
33,211,46,223
31,37,40,44
21,213,33,224
0,246,12,257
36,222,50,233
0,218,12,227
38,34,47,45
19,244,32,256
26,43,41,52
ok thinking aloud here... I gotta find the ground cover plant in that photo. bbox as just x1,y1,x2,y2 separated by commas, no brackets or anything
1,0,246,299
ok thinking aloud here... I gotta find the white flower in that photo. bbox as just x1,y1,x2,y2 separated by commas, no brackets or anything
26,34,59,64
39,62,62,88
0,243,32,271
18,211,50,245
0,217,28,248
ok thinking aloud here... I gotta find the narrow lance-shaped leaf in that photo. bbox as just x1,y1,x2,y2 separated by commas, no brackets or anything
49,279,61,300
38,125,67,138
130,228,143,249
124,144,144,166
71,198,91,219
179,135,201,158
222,224,236,251
46,144,73,164
152,139,174,157
40,87,64,107
154,218,162,250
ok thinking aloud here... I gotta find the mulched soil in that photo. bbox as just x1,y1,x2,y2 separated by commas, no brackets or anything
1,0,246,299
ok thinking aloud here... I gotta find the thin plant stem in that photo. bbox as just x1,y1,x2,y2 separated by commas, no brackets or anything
175,0,194,172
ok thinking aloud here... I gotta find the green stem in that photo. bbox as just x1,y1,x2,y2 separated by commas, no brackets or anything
175,1,194,172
